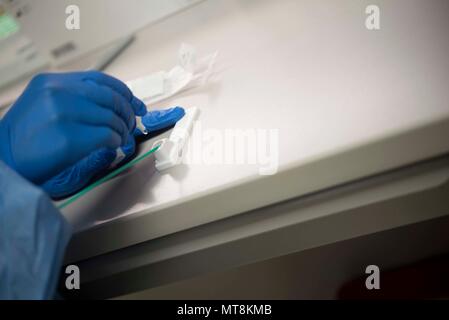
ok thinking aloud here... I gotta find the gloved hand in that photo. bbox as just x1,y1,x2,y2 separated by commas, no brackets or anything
0,71,147,185
41,107,186,199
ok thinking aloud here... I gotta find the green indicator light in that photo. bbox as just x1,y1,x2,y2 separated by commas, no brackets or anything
0,14,20,39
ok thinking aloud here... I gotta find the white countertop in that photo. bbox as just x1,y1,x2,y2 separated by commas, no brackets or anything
2,0,449,260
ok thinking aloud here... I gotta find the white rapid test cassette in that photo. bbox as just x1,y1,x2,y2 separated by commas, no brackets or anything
152,107,199,171
126,44,218,105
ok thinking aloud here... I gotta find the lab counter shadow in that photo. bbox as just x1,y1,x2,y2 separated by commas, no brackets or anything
58,214,449,300
338,255,449,299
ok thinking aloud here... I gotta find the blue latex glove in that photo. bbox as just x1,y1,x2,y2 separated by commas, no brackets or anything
41,107,185,199
0,160,71,299
0,71,147,185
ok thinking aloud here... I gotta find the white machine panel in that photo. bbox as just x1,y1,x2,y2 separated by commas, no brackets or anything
5,0,204,66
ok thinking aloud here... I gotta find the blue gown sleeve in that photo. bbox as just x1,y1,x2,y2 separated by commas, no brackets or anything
0,161,72,300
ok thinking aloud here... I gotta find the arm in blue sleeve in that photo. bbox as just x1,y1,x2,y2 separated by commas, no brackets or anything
0,161,72,300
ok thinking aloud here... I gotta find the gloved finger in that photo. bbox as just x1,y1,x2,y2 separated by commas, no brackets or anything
66,123,123,160
141,107,186,132
42,147,117,199
43,136,136,199
130,96,148,117
78,80,136,131
71,70,133,100
41,123,123,177
37,71,147,117
63,100,129,143
108,134,136,169
121,134,136,158
81,71,147,117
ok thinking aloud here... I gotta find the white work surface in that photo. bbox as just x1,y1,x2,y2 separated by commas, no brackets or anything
2,0,449,264
63,0,449,262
